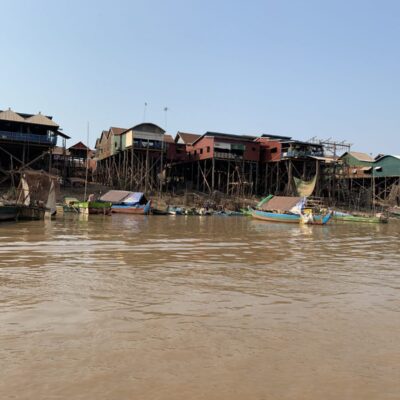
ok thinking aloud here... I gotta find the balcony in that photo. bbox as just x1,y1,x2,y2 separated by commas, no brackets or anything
214,151,243,160
283,150,324,158
0,130,57,146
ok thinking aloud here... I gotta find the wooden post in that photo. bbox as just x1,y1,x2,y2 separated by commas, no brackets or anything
211,157,215,192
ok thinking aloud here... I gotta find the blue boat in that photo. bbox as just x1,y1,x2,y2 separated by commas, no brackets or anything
250,195,331,225
100,190,151,215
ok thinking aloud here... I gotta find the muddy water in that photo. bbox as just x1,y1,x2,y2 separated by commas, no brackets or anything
0,215,399,400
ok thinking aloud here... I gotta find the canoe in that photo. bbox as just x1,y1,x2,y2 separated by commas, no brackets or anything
0,205,19,221
333,212,388,223
251,209,331,225
112,200,151,215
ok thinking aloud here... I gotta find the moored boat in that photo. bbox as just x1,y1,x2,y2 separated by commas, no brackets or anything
250,195,331,225
0,205,19,221
111,200,151,215
333,211,388,223
77,201,112,215
100,190,151,215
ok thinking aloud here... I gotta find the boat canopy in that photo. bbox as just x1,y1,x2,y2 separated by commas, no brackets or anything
100,190,147,205
259,196,306,215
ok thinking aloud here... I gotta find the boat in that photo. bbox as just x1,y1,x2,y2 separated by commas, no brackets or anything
250,195,331,225
63,197,80,213
0,205,19,221
333,211,388,223
77,201,112,215
100,190,151,215
166,206,184,215
111,200,151,215
16,170,58,220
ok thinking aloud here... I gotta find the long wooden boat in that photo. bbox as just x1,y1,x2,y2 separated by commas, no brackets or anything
78,201,112,215
17,205,46,220
250,195,331,225
0,205,19,221
111,200,151,215
333,212,388,223
251,209,332,225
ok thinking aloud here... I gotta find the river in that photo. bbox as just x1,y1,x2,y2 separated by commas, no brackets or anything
0,215,399,399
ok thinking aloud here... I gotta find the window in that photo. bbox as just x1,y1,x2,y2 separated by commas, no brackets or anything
207,146,210,152
194,150,197,155
200,149,203,154
271,148,277,153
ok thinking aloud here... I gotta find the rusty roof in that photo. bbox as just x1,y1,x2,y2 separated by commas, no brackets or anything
346,152,374,162
176,132,201,144
68,141,91,151
110,127,126,136
164,134,174,143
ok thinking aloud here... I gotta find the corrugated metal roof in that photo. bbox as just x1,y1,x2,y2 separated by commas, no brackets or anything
164,134,174,143
110,127,126,136
0,108,26,122
26,112,59,127
68,141,90,151
375,154,400,162
176,132,201,144
347,152,374,162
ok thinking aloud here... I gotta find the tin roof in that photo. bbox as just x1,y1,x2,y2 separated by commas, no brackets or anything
164,134,174,143
342,152,374,162
0,108,60,128
110,127,126,136
192,131,257,145
0,108,26,122
68,141,90,151
175,132,201,144
25,112,59,127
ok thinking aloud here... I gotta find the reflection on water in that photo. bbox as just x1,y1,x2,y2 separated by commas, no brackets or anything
1,215,400,399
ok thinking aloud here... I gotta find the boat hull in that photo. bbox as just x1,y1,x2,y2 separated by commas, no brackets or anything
111,201,151,215
0,206,19,221
18,206,46,220
333,214,387,223
78,201,112,215
251,209,331,225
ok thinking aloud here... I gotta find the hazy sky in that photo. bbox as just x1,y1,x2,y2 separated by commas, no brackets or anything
1,0,399,154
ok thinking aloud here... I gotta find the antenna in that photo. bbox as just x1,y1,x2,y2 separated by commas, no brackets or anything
163,106,168,131
143,102,148,122
84,122,89,202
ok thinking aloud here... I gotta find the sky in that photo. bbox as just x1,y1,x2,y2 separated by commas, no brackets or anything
0,0,399,155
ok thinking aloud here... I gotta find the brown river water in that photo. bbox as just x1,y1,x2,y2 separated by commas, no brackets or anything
0,215,399,400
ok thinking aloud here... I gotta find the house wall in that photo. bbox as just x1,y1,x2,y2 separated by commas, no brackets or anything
341,154,373,168
189,137,260,162
256,138,282,162
374,156,400,178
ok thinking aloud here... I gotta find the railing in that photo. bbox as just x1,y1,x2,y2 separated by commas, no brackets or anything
284,150,324,158
214,151,243,160
0,130,57,145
